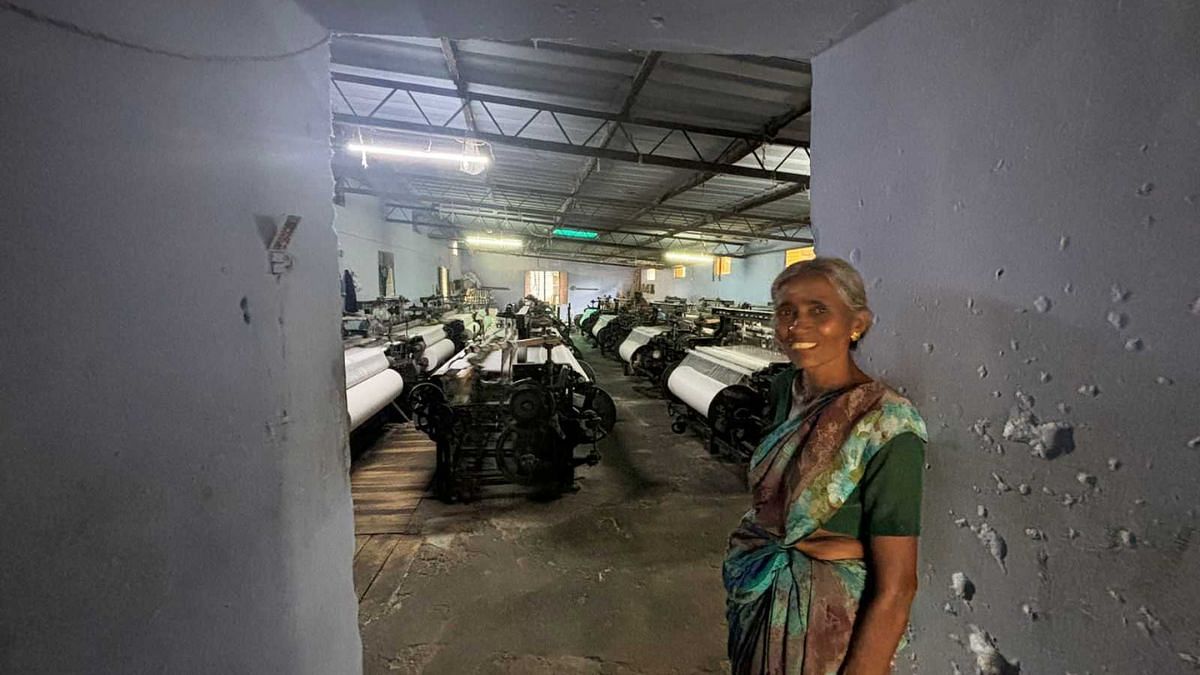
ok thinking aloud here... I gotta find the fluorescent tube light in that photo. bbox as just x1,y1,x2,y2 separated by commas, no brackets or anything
663,251,714,264
465,235,523,249
346,142,490,165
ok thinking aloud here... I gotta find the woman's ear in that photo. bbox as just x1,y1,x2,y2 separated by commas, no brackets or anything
852,310,872,338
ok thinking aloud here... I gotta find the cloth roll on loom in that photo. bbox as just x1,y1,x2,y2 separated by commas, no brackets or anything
617,326,667,363
666,346,785,420
666,365,727,418
346,369,404,431
344,347,389,389
406,324,448,345
422,338,457,371
589,314,617,337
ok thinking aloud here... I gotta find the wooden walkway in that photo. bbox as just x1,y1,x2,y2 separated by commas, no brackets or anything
351,424,435,607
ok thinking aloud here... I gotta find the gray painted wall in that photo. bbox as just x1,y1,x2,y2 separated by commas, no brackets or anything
814,1,1200,672
0,3,361,673
335,193,460,302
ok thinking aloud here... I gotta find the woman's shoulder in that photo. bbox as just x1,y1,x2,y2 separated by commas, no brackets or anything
853,385,928,445
770,364,798,388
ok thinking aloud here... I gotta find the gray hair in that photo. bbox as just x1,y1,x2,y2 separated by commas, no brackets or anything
771,256,873,338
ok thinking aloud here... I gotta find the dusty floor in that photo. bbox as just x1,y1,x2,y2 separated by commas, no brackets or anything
358,340,749,674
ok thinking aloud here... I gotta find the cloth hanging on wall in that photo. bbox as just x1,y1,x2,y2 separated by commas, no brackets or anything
343,270,358,313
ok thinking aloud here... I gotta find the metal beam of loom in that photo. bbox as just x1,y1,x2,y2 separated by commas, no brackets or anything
331,113,811,184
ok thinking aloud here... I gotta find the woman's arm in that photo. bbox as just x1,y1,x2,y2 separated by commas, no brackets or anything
839,535,919,675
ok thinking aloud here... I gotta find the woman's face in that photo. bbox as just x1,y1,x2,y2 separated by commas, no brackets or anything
773,273,868,371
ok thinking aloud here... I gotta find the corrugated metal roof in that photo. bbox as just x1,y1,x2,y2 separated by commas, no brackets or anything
330,35,813,265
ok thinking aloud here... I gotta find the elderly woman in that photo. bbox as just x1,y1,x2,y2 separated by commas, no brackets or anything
723,257,927,675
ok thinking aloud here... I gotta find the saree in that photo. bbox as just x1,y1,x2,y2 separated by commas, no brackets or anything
723,380,927,675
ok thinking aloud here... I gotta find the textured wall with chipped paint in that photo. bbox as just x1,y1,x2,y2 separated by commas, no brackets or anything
335,193,461,302
0,2,361,673
813,1,1200,671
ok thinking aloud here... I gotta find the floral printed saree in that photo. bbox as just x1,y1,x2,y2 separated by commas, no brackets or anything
723,380,927,675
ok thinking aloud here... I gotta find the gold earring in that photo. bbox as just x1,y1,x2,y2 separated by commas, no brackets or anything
850,331,861,342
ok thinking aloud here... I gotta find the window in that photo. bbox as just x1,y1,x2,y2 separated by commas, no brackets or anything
525,270,568,304
644,268,656,282
785,246,816,267
713,256,732,278
673,265,686,279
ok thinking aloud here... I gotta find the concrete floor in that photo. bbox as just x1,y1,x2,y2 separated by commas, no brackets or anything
359,340,748,674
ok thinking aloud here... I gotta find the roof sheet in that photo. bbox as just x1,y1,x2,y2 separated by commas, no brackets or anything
330,35,814,265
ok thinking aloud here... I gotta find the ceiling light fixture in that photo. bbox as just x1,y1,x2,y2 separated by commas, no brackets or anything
663,251,714,264
345,142,490,166
552,227,600,240
465,235,523,249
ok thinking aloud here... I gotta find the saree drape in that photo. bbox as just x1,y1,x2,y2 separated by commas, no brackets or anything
723,380,927,675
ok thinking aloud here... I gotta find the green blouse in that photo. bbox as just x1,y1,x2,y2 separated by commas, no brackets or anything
765,367,925,538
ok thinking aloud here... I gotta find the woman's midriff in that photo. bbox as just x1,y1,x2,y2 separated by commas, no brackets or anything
794,528,864,561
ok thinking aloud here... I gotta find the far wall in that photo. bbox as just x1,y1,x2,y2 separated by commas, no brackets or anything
645,248,793,306
334,205,800,315
463,251,632,316
334,193,461,303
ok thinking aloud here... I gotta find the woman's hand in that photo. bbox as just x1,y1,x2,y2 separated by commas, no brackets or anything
840,535,919,675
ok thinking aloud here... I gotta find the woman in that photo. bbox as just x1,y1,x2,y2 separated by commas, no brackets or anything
724,257,927,675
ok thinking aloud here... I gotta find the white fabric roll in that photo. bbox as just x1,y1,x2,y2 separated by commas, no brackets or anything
618,326,667,363
347,369,404,431
344,347,389,389
633,326,668,338
423,338,457,371
590,314,617,336
406,324,448,345
522,343,589,379
667,365,726,418
617,337,640,363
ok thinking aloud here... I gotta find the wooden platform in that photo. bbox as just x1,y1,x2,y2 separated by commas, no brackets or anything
351,423,435,605
351,424,435,535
